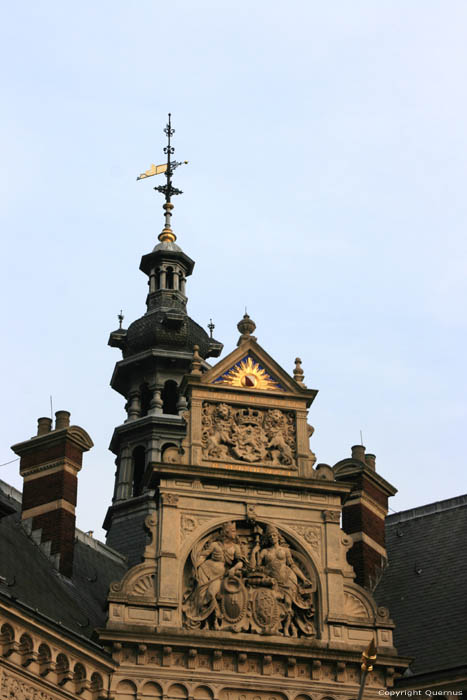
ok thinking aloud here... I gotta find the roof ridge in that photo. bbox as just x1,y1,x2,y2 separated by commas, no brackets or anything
387,494,467,524
0,478,22,505
75,528,127,564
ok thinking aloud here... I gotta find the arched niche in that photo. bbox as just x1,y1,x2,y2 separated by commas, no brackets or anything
166,266,174,290
74,662,86,680
0,623,14,641
167,683,188,699
181,519,321,638
141,681,163,698
38,643,51,662
193,686,214,700
115,679,137,700
91,672,104,692
132,445,146,496
56,653,69,672
140,383,152,417
162,379,179,414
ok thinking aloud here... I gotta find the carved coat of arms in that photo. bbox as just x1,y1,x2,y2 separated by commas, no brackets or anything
182,521,316,637
201,403,296,467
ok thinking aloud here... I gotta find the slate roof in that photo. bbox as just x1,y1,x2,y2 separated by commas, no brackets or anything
0,479,127,650
375,494,467,679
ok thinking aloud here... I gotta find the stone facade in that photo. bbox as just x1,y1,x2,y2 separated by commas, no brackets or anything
97,336,407,697
1,150,411,697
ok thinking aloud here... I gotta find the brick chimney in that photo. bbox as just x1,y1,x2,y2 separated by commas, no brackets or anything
11,411,93,577
334,445,397,590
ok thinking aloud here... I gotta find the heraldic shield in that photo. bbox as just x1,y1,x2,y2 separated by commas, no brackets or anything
182,520,317,637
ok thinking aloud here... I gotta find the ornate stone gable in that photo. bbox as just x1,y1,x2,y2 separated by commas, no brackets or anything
199,338,316,399
180,338,319,477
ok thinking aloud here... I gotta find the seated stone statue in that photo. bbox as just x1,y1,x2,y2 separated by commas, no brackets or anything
250,524,313,636
183,521,245,630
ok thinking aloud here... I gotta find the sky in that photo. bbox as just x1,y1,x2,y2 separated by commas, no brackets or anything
1,2,466,539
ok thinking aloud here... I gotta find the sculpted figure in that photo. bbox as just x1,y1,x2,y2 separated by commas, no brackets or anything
183,522,245,630
183,520,316,637
264,409,295,466
202,403,234,459
250,524,312,636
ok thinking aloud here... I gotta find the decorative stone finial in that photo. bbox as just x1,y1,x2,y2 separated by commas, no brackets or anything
293,357,306,387
237,312,257,346
190,345,202,376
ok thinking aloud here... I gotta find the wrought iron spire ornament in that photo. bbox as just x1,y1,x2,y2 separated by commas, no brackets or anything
136,113,188,244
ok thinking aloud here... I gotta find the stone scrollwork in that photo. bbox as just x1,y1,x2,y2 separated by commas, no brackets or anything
0,669,56,700
291,525,321,554
182,521,316,637
180,514,216,541
201,402,296,467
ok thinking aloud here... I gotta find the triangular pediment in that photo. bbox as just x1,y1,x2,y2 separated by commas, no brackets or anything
201,338,315,400
213,352,285,391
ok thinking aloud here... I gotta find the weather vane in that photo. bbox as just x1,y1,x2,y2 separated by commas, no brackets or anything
136,113,188,243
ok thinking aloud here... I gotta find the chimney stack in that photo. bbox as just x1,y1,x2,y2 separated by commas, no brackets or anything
11,411,93,577
334,445,396,590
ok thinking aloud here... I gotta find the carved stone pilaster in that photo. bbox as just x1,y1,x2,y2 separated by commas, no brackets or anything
137,644,147,665
312,658,322,680
287,656,296,677
213,650,222,671
187,648,197,669
238,652,248,673
336,660,347,682
162,646,172,666
262,654,273,675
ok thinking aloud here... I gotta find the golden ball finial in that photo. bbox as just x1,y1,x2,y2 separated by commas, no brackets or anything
158,228,177,243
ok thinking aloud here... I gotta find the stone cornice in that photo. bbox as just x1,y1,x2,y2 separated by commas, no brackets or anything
96,626,410,669
148,461,352,495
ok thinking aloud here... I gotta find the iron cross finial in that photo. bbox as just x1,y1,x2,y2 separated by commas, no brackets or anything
154,113,185,203
136,114,188,243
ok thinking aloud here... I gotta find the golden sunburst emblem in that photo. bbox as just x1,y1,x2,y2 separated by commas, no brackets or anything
215,355,283,391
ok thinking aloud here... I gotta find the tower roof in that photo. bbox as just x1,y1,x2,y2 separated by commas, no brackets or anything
109,115,223,363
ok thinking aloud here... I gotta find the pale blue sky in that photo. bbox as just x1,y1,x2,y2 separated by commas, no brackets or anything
1,2,466,537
